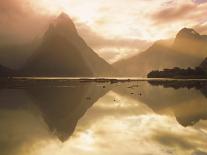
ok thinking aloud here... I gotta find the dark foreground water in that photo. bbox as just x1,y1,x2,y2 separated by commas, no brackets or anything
0,79,207,155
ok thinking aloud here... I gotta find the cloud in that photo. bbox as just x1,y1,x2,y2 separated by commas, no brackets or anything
0,0,152,63
193,0,207,4
152,130,195,150
76,21,151,49
0,0,51,45
151,129,207,153
76,21,151,63
192,150,207,155
150,1,207,28
193,22,207,34
151,4,196,24
1,0,207,62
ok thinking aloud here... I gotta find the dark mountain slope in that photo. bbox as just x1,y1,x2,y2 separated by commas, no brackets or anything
0,65,15,77
199,58,207,71
20,13,114,77
0,41,40,70
113,28,207,77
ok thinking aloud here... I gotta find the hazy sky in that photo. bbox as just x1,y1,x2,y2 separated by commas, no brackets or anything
1,0,207,63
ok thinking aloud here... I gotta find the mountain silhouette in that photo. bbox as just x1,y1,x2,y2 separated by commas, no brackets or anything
174,28,207,56
146,80,207,126
0,82,110,142
199,57,207,71
113,28,207,77
19,13,114,77
27,82,109,142
0,64,15,77
114,81,207,127
0,42,40,70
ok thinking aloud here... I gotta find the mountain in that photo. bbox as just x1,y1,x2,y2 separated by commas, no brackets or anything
173,28,207,57
147,66,207,79
0,64,15,77
113,28,207,77
0,41,40,70
19,13,114,77
147,56,207,79
199,57,207,71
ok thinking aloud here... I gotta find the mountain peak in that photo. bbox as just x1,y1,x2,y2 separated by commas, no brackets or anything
44,12,78,40
176,28,200,39
199,58,207,70
57,12,71,20
54,12,77,32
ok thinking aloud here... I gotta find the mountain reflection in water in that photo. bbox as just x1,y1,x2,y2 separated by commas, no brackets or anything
0,79,207,155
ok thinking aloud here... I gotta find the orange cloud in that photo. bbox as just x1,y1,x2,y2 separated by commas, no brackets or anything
151,4,196,24
1,0,207,62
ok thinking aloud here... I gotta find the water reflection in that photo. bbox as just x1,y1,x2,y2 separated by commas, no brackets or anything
0,80,207,155
27,82,110,142
147,80,207,126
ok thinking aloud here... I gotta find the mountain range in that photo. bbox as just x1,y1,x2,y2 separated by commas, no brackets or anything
0,12,207,77
113,28,207,77
0,13,114,77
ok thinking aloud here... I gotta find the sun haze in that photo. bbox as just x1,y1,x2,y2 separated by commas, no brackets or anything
1,0,207,63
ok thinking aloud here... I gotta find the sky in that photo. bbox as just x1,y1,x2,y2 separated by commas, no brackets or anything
0,0,207,63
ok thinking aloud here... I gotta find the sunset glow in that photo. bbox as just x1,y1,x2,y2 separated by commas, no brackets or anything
32,0,207,38
1,0,207,62
1,1,207,155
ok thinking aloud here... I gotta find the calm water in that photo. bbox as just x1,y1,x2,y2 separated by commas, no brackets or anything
0,79,207,155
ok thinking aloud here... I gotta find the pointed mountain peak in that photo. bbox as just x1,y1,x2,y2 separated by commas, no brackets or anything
44,12,78,39
54,12,77,32
176,28,200,39
57,12,72,21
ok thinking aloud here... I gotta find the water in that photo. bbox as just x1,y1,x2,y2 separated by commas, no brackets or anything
0,79,207,155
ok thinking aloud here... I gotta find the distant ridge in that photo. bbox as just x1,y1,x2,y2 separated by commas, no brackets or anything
113,28,207,77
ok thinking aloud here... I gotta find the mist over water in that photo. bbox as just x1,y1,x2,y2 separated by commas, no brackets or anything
0,79,207,155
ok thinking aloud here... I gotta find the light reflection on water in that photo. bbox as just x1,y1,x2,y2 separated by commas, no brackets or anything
0,80,207,155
